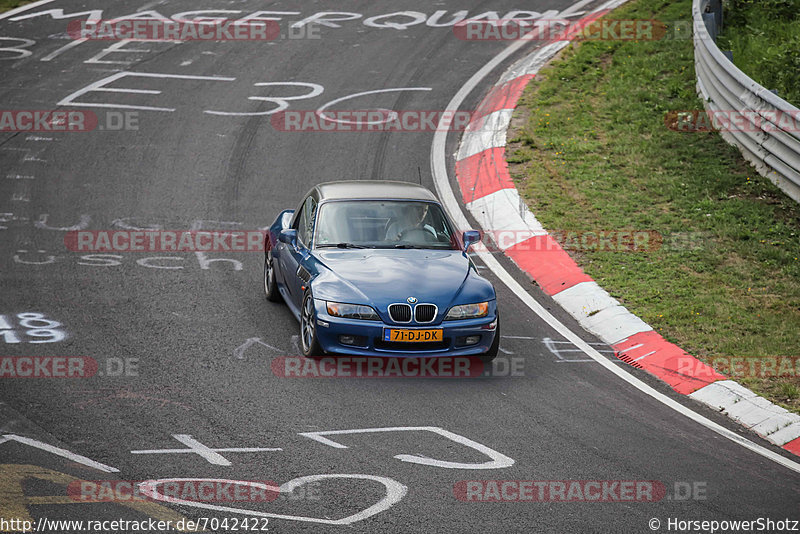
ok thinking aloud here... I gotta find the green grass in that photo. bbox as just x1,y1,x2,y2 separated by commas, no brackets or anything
717,0,800,105
781,383,800,400
0,0,34,13
507,0,800,412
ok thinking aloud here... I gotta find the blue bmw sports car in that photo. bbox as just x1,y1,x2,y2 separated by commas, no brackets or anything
264,181,499,360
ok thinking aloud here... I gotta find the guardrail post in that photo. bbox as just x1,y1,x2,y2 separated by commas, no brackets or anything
709,0,723,31
702,12,717,41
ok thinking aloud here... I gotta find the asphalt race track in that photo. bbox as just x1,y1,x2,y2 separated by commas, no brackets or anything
0,1,798,533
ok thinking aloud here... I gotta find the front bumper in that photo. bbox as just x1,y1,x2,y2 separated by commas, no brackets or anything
312,299,498,357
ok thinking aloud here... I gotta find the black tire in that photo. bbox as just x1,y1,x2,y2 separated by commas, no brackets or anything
300,290,325,358
264,251,282,303
480,317,500,363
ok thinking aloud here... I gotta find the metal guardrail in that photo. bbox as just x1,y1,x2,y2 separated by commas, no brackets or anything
693,0,800,202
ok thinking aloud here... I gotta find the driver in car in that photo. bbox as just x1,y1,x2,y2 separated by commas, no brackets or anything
385,202,437,242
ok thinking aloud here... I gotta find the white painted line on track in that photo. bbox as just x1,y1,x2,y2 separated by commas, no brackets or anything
299,426,514,469
131,434,282,466
140,474,407,526
430,0,800,474
233,337,281,360
632,351,656,362
0,0,57,21
0,433,118,472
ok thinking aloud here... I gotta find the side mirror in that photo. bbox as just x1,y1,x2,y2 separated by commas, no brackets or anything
279,210,295,229
279,228,298,247
462,230,481,251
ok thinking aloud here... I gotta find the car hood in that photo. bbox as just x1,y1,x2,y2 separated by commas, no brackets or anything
310,248,493,315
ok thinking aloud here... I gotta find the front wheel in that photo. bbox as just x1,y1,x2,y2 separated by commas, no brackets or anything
300,291,324,358
480,318,500,363
264,251,282,303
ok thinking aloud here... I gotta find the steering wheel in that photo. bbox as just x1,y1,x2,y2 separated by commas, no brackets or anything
397,227,434,242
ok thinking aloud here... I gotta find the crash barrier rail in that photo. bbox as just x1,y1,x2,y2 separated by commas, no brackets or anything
693,0,800,202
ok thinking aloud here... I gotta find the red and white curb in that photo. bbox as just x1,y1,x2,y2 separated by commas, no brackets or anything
453,9,800,457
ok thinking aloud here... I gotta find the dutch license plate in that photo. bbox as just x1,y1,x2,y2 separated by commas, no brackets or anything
384,328,443,343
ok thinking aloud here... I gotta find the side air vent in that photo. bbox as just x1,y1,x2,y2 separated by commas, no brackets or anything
296,266,312,283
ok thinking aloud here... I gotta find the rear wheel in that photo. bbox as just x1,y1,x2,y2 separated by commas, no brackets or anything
264,251,282,302
300,291,324,358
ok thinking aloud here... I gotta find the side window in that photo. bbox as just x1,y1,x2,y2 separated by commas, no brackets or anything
296,197,317,246
292,205,305,236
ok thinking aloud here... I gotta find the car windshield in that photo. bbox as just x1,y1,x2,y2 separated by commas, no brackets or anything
314,200,457,249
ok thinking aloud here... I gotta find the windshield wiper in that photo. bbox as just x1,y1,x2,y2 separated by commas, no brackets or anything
317,243,369,249
390,243,456,249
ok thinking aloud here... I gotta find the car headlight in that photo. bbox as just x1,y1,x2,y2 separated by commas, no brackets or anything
326,301,379,320
445,302,489,320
